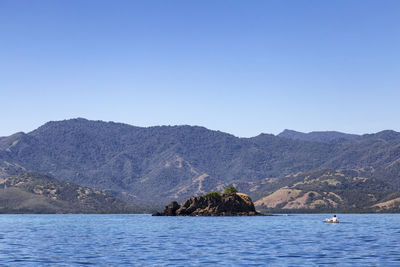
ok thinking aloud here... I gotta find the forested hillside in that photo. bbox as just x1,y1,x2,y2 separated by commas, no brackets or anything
1,118,399,211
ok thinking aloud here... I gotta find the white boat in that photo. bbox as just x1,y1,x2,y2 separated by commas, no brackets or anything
324,218,339,223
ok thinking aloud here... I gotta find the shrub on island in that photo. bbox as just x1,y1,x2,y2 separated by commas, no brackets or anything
223,186,238,195
204,191,221,198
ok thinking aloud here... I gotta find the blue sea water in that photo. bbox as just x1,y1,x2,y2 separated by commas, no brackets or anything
0,214,399,266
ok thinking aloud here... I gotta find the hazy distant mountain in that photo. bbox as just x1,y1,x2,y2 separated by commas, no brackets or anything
278,129,360,143
0,118,399,211
0,172,145,213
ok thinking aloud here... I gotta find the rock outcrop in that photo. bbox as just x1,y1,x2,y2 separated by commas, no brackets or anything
153,193,263,216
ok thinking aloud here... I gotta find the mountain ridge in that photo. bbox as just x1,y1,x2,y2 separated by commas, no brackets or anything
278,129,360,143
1,118,399,211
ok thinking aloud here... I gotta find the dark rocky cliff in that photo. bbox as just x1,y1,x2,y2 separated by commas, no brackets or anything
153,193,263,216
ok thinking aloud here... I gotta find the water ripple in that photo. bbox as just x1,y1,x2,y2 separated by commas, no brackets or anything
0,214,399,266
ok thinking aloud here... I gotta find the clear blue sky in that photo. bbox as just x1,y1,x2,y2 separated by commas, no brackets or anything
1,0,399,137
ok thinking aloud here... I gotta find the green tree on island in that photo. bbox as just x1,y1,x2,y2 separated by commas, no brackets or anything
223,186,238,195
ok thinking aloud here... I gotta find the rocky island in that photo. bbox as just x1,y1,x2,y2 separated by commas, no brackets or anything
153,186,264,216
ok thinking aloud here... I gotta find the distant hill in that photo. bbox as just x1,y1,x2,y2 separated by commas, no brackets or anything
278,129,360,143
241,169,400,213
0,173,148,213
0,118,399,210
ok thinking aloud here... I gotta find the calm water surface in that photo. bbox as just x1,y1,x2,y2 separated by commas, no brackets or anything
0,214,399,266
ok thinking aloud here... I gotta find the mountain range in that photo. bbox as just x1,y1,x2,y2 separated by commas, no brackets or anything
1,118,400,212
